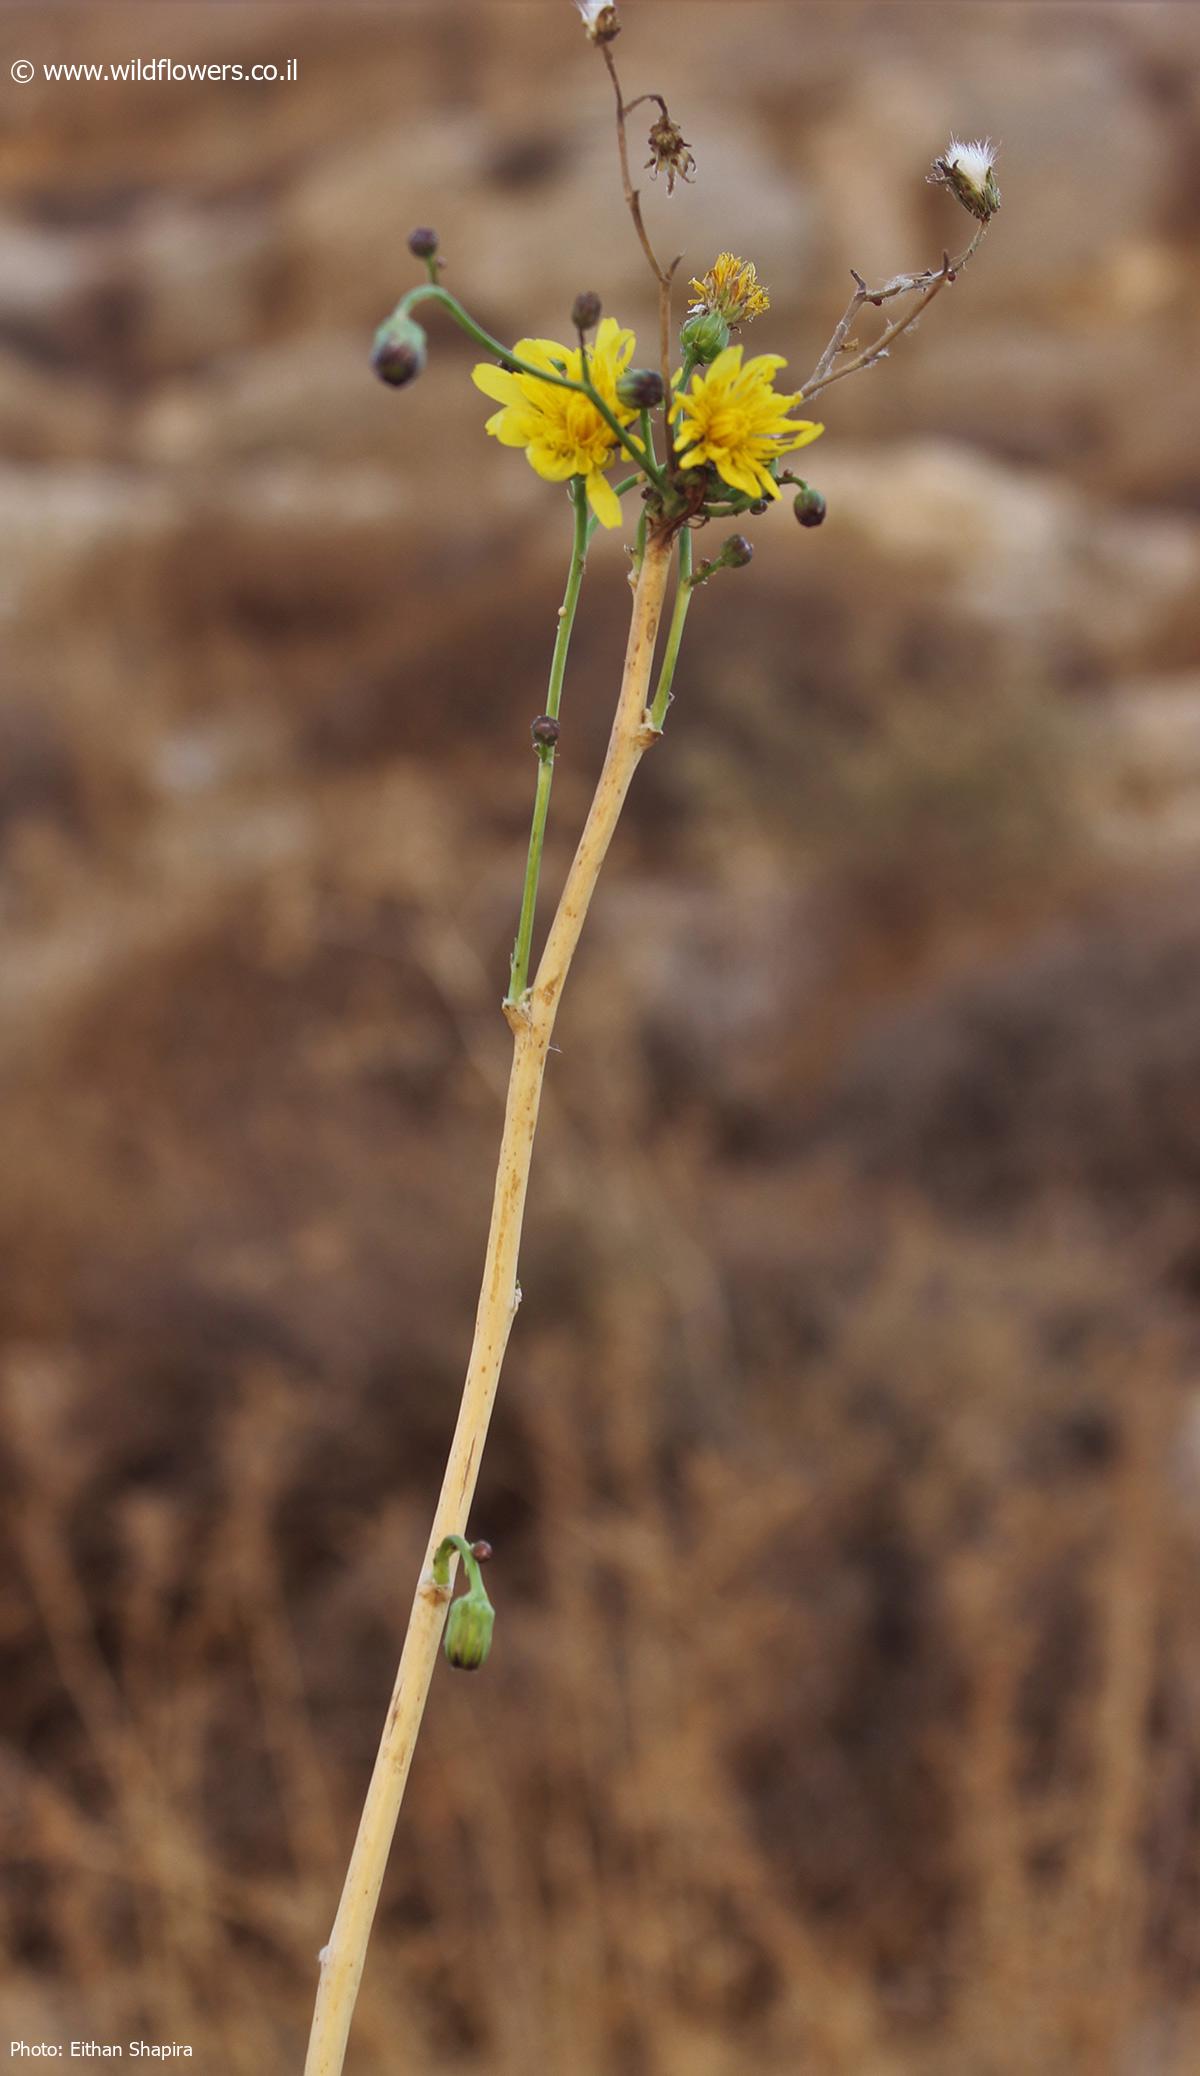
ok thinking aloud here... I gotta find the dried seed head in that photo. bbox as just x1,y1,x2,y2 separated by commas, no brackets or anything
645,110,696,196
929,137,1001,222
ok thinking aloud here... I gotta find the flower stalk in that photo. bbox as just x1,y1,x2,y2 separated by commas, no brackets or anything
647,527,693,733
507,477,591,1004
303,524,675,2076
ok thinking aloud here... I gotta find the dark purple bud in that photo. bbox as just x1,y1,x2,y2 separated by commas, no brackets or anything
571,290,603,334
617,367,665,410
407,226,439,260
793,483,826,528
370,312,427,388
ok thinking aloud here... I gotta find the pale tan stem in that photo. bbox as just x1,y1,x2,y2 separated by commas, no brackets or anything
303,525,674,2076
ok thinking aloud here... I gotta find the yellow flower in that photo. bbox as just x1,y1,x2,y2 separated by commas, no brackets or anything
672,346,823,502
471,317,638,528
687,253,770,327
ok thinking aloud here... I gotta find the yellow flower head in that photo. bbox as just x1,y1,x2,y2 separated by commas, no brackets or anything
672,346,823,502
472,317,637,528
687,253,770,327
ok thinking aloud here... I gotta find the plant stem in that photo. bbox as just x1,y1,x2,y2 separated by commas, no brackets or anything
647,527,693,733
303,524,675,2076
507,479,591,1004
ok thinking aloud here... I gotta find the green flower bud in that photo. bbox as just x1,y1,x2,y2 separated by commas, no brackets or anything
793,483,826,528
571,290,602,334
723,533,753,567
679,311,730,365
432,1533,497,1672
617,367,665,410
370,312,427,388
444,1589,494,1671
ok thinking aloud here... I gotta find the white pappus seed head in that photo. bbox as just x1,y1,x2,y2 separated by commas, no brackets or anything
930,136,1001,222
574,0,620,42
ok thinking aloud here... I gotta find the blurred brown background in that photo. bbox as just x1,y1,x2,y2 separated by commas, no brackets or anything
2,3,1200,2071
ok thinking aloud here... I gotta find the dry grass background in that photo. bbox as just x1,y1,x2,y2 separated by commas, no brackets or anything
2,3,1200,2070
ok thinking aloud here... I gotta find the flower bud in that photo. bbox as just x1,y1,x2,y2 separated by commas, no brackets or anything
571,290,602,334
444,1589,494,1671
531,714,560,750
679,311,730,365
793,483,826,528
929,139,1001,223
370,312,427,388
617,367,664,410
407,226,439,260
722,534,753,568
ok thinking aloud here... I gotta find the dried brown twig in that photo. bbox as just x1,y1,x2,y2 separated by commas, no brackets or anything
600,45,681,435
800,220,988,401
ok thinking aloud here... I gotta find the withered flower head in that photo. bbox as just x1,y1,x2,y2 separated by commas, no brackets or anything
687,253,770,328
574,0,620,44
645,108,696,196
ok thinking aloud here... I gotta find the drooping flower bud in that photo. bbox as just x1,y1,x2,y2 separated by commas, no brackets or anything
571,290,603,334
407,226,439,260
574,0,620,43
617,367,665,410
679,310,730,365
444,1589,495,1671
431,1533,497,1673
370,312,427,388
929,138,1001,223
793,483,827,528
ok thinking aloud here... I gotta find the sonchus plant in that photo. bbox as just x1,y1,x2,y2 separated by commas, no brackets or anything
305,8,999,2070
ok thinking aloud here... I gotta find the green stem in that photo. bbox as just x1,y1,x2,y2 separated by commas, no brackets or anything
506,479,591,1005
639,408,658,471
647,529,694,734
394,283,664,488
431,1534,482,1595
